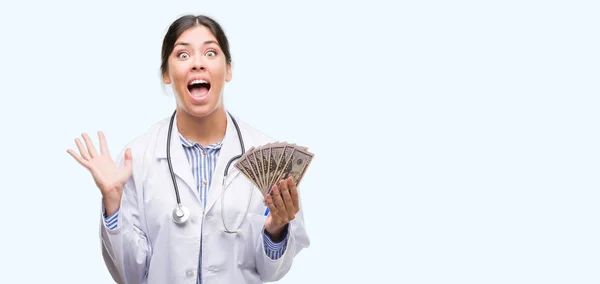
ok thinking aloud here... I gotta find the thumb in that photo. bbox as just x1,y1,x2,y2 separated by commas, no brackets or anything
123,148,133,172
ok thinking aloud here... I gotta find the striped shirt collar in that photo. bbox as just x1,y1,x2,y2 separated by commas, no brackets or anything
178,134,223,150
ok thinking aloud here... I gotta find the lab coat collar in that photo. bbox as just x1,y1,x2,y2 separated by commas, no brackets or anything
155,113,200,202
155,111,243,211
204,112,243,214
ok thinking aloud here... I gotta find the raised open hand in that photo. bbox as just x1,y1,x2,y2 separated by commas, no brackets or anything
67,132,132,212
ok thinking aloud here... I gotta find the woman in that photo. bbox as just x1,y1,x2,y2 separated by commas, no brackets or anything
67,14,310,284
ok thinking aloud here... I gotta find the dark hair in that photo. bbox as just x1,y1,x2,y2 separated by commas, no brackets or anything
160,15,232,75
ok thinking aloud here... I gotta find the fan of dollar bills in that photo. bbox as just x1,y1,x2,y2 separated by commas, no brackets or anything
235,142,314,197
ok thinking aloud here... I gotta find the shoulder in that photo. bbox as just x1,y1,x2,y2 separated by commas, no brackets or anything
114,117,172,184
124,117,169,150
115,117,170,163
229,113,276,146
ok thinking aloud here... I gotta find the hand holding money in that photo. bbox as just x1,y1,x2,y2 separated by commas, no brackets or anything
264,176,299,240
234,142,314,241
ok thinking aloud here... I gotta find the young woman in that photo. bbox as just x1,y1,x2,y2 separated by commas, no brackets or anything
67,14,310,284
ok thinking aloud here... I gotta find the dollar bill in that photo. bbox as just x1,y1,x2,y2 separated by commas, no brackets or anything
236,158,261,190
253,146,265,190
260,146,271,192
278,148,313,187
234,142,314,197
246,150,263,191
267,144,285,191
270,145,295,193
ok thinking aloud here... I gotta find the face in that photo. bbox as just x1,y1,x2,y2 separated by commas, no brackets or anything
162,25,232,118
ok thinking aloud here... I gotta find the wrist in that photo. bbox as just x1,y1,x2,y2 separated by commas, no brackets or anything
264,224,288,242
102,192,122,216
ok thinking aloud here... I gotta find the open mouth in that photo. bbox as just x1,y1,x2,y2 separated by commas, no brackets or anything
187,79,211,98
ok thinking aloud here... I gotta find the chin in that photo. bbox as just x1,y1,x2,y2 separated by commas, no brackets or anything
182,100,223,119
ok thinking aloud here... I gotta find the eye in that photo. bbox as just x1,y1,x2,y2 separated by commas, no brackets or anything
177,52,190,59
205,50,217,57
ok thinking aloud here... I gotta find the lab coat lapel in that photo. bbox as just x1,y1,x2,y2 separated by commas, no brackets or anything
156,115,200,202
204,113,243,214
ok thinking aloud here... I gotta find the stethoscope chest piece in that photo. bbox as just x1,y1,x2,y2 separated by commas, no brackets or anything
172,204,190,225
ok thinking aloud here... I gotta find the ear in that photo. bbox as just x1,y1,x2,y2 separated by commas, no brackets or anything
162,71,171,85
225,63,232,82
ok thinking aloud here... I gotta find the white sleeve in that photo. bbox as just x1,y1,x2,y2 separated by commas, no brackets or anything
99,149,150,284
254,198,310,282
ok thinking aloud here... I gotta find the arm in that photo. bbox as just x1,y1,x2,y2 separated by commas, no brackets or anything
100,149,150,284
103,208,119,230
262,224,289,260
255,179,310,282
67,133,150,283
255,208,309,282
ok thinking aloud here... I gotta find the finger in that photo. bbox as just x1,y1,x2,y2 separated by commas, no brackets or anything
271,184,288,222
271,184,285,210
287,176,299,212
265,193,282,223
82,133,99,158
265,194,278,215
118,148,134,182
123,148,133,171
279,179,295,219
66,149,90,169
98,131,110,156
74,138,91,160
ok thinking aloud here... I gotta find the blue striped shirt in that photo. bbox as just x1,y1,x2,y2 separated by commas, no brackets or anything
103,134,289,283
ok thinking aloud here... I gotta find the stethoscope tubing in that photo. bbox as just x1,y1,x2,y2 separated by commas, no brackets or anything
166,110,248,232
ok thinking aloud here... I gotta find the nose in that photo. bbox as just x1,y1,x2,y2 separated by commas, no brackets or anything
191,55,205,71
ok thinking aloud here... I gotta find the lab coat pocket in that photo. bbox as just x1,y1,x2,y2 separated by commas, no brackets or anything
236,212,268,270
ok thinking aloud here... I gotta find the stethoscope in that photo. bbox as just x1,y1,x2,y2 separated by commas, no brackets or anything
166,110,253,234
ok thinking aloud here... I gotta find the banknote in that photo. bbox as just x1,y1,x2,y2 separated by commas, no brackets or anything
246,149,263,190
272,145,295,190
278,148,313,188
234,154,261,190
260,146,271,190
235,142,314,198
266,144,285,190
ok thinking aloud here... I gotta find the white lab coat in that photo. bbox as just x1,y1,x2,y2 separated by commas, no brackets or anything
99,112,310,284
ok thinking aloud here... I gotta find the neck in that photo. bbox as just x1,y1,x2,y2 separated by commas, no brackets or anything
176,106,227,147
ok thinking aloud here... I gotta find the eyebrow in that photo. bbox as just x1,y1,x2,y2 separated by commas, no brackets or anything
174,40,219,47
